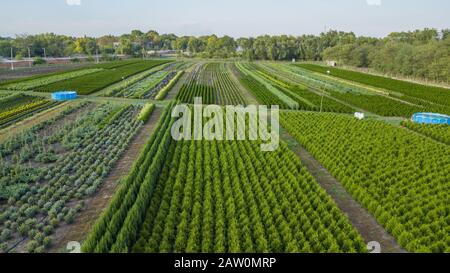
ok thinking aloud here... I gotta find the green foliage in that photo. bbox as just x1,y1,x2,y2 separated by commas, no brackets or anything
2,69,103,91
155,71,184,100
98,105,131,129
111,71,170,99
236,62,298,109
177,63,246,105
244,63,354,113
281,112,450,253
402,120,450,145
0,102,144,252
99,62,174,97
234,64,290,108
37,60,170,95
280,64,437,117
2,28,448,82
0,94,60,129
32,57,46,65
298,64,450,107
82,103,366,253
137,104,155,123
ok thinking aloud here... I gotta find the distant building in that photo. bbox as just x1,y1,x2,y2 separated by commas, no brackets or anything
326,60,337,67
147,50,176,57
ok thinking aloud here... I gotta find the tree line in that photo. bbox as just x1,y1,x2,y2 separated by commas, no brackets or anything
1,28,449,82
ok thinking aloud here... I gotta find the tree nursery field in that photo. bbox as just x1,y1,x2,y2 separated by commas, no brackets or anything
0,57,449,255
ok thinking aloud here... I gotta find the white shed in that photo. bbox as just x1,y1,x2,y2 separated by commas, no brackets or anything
326,60,337,67
354,112,365,120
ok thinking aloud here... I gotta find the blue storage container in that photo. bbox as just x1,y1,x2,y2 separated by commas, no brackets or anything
412,113,450,125
51,91,78,101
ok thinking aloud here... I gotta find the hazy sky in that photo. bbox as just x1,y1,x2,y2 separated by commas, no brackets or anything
1,0,449,38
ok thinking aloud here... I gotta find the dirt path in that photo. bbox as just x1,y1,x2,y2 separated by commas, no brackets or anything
280,128,406,253
49,107,163,252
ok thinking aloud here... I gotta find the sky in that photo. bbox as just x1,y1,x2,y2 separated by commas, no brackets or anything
1,0,449,38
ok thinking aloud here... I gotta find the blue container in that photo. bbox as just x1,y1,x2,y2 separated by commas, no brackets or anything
51,91,78,101
412,113,450,125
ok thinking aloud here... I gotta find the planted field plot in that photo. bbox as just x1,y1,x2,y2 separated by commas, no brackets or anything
234,64,292,109
176,63,246,105
281,112,450,253
155,71,185,100
236,63,298,109
245,63,354,113
108,71,176,99
401,120,450,145
96,62,177,98
298,64,450,107
0,94,60,129
0,60,140,89
0,102,145,253
36,60,170,95
1,69,103,91
278,64,435,117
94,59,145,69
82,104,366,253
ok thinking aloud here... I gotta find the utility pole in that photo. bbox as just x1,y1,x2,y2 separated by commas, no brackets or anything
96,48,99,64
28,47,32,68
10,47,14,70
43,48,47,59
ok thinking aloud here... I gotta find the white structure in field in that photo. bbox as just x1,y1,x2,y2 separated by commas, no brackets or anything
326,60,337,67
354,112,365,120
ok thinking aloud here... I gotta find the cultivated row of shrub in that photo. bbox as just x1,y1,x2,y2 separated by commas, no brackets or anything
283,65,431,117
2,69,103,91
37,60,170,95
177,63,246,105
82,102,176,253
155,71,184,100
402,120,450,145
253,64,354,113
281,112,450,253
297,63,450,107
82,103,367,253
0,102,144,253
